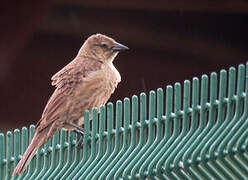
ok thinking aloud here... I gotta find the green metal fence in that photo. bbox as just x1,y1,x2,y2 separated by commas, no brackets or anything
1,63,248,180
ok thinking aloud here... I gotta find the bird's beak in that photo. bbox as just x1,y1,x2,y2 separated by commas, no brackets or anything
111,42,129,52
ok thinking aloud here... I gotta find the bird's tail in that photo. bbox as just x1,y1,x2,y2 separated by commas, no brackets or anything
12,128,49,177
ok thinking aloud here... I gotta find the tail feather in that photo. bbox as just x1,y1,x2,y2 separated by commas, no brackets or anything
12,129,48,176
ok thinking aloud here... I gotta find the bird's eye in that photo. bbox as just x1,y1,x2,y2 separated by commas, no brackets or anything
100,44,108,49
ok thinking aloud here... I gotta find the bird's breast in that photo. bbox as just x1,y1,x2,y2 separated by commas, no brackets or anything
109,62,121,84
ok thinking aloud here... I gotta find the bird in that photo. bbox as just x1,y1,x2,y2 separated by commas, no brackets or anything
12,33,129,176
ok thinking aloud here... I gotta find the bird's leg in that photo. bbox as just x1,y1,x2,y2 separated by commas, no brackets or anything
67,122,85,149
73,128,84,137
75,133,84,149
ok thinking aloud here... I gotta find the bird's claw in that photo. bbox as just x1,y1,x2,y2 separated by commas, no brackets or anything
73,128,85,149
74,128,84,136
73,128,93,149
76,136,84,149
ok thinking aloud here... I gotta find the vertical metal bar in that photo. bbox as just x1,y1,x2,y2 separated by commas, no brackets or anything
158,86,175,179
13,129,20,180
19,127,28,180
23,125,35,179
124,98,131,147
0,133,4,180
5,131,12,180
157,88,165,139
140,93,147,147
165,86,173,140
115,101,123,155
174,83,182,136
91,108,99,159
182,80,193,133
98,106,106,159
82,110,91,161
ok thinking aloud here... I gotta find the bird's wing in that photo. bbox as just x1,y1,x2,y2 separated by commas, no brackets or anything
36,58,103,131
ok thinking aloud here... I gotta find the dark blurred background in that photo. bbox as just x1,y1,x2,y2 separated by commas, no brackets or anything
0,0,247,132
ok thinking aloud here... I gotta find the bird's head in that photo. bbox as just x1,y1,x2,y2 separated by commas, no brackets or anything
79,34,129,63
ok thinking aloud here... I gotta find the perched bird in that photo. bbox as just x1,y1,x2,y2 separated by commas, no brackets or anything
12,34,128,176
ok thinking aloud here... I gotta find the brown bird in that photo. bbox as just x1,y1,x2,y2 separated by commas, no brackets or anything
12,34,128,176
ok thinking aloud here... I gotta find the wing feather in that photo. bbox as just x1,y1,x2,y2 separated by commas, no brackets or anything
36,58,103,130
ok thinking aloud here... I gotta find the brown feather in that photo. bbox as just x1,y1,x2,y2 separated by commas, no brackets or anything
13,33,126,176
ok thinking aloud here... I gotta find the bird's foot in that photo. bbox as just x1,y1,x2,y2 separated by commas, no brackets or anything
73,128,85,149
73,127,84,136
75,133,93,149
76,136,84,149
73,129,93,149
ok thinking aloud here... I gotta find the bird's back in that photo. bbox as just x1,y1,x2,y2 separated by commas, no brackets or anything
38,57,121,130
